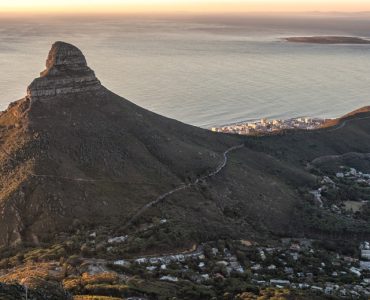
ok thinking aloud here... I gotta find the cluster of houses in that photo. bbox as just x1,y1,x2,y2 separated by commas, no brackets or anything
113,245,244,284
100,207,370,299
109,237,370,298
360,242,370,271
211,117,325,135
309,176,336,208
309,167,370,215
336,167,370,185
248,239,370,298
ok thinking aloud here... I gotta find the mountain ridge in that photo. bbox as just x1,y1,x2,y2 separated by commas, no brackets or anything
1,41,370,253
0,42,241,248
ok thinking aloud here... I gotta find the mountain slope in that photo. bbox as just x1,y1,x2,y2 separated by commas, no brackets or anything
0,42,239,248
1,41,370,251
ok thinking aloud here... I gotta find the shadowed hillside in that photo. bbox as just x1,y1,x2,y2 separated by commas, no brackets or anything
2,41,370,300
0,42,370,254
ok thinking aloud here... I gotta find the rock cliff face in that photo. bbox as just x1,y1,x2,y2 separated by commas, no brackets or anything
0,41,241,248
27,41,101,99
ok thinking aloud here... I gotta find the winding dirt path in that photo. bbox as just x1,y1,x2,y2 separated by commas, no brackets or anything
123,144,244,229
121,114,369,228
0,141,244,230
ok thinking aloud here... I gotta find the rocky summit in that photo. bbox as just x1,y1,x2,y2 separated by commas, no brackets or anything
0,42,239,248
1,41,370,254
3,41,370,299
27,41,101,99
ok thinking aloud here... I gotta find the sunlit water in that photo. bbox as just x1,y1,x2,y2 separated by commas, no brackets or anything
1,14,370,127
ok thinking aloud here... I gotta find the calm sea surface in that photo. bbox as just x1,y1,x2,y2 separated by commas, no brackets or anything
1,14,370,127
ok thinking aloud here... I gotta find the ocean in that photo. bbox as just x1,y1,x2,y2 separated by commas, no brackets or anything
0,13,370,127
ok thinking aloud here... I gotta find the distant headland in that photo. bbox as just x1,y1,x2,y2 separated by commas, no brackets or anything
284,36,370,44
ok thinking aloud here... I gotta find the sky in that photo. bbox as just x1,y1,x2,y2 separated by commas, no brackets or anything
1,0,370,14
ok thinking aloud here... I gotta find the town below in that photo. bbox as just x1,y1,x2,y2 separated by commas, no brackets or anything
211,117,327,135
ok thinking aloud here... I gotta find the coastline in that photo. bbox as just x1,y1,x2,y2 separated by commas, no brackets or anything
211,116,328,135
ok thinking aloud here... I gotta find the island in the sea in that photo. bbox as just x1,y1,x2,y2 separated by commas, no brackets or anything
285,36,370,44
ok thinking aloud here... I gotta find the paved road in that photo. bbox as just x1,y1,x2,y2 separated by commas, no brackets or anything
327,115,370,132
123,144,244,229
129,245,205,264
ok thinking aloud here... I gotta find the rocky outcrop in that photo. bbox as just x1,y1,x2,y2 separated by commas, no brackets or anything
0,41,241,249
27,41,101,99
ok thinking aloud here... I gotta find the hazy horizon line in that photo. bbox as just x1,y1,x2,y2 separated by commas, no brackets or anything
2,10,370,18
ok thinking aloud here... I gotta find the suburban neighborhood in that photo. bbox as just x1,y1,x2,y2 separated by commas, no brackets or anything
107,237,370,299
211,117,326,135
